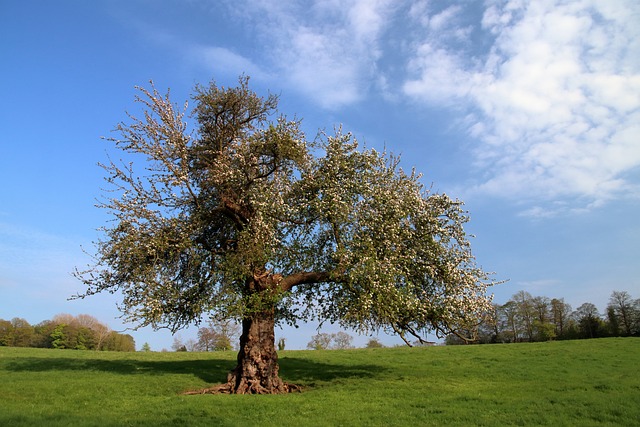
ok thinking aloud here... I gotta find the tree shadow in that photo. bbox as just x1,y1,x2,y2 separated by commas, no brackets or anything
279,357,384,386
4,354,386,388
4,356,228,384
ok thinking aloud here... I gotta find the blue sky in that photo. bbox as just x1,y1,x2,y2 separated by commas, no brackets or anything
1,0,638,350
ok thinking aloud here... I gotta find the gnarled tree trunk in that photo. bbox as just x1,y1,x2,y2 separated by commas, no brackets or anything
185,272,332,395
186,307,298,395
226,309,289,394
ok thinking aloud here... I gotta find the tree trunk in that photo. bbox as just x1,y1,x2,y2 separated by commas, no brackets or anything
184,270,332,395
226,309,290,394
185,308,299,395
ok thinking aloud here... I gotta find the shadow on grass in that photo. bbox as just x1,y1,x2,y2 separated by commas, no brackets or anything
4,355,385,387
279,357,384,386
5,357,227,383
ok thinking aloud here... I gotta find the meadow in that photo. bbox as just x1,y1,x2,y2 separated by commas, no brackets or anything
0,338,638,426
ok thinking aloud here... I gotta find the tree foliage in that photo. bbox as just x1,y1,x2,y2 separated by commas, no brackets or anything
75,76,495,392
76,76,493,339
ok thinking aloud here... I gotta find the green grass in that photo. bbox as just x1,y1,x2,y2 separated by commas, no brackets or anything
1,338,638,426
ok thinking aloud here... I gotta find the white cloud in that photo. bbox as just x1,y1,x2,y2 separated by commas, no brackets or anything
216,0,396,108
429,5,463,32
347,0,390,45
149,1,639,213
285,27,360,108
403,0,640,213
404,45,485,106
281,0,396,108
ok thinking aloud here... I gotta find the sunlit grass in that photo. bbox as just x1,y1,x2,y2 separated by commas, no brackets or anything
0,338,638,426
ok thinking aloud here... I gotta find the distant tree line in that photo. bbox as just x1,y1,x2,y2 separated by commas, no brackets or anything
0,314,135,351
446,290,640,345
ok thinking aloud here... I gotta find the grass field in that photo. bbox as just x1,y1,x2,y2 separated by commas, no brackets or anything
0,338,638,426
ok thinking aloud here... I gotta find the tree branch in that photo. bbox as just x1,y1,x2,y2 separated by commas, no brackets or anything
279,271,333,292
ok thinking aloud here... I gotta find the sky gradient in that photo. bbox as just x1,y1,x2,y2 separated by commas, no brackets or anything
1,0,639,350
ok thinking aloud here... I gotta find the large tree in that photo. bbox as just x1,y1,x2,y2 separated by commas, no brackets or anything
75,77,494,394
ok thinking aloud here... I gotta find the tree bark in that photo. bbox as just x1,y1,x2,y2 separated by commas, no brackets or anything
221,271,334,393
226,309,290,394
185,271,333,395
185,307,299,395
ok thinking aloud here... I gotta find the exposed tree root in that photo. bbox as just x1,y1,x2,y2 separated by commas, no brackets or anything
182,381,302,395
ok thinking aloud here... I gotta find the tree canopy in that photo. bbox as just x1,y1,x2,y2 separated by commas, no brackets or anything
75,76,494,393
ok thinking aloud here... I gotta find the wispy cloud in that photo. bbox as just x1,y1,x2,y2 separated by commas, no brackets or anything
145,1,639,213
215,0,396,108
403,0,640,214
128,18,270,82
188,45,271,81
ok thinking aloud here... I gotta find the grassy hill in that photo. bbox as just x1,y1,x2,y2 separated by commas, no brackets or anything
1,338,638,426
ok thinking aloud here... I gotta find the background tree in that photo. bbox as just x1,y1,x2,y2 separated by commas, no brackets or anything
185,338,199,352
50,324,67,349
607,291,637,336
475,303,500,343
196,326,217,351
212,319,239,351
332,331,354,349
365,337,385,348
8,318,34,347
46,314,118,350
634,298,640,335
550,298,572,339
501,300,521,343
444,290,639,345
171,336,187,352
0,315,133,351
32,320,58,348
196,320,239,351
530,296,555,340
102,332,136,351
513,291,535,342
74,314,111,350
306,331,354,349
606,306,620,336
573,303,603,339
75,76,495,394
0,319,14,346
307,333,333,350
